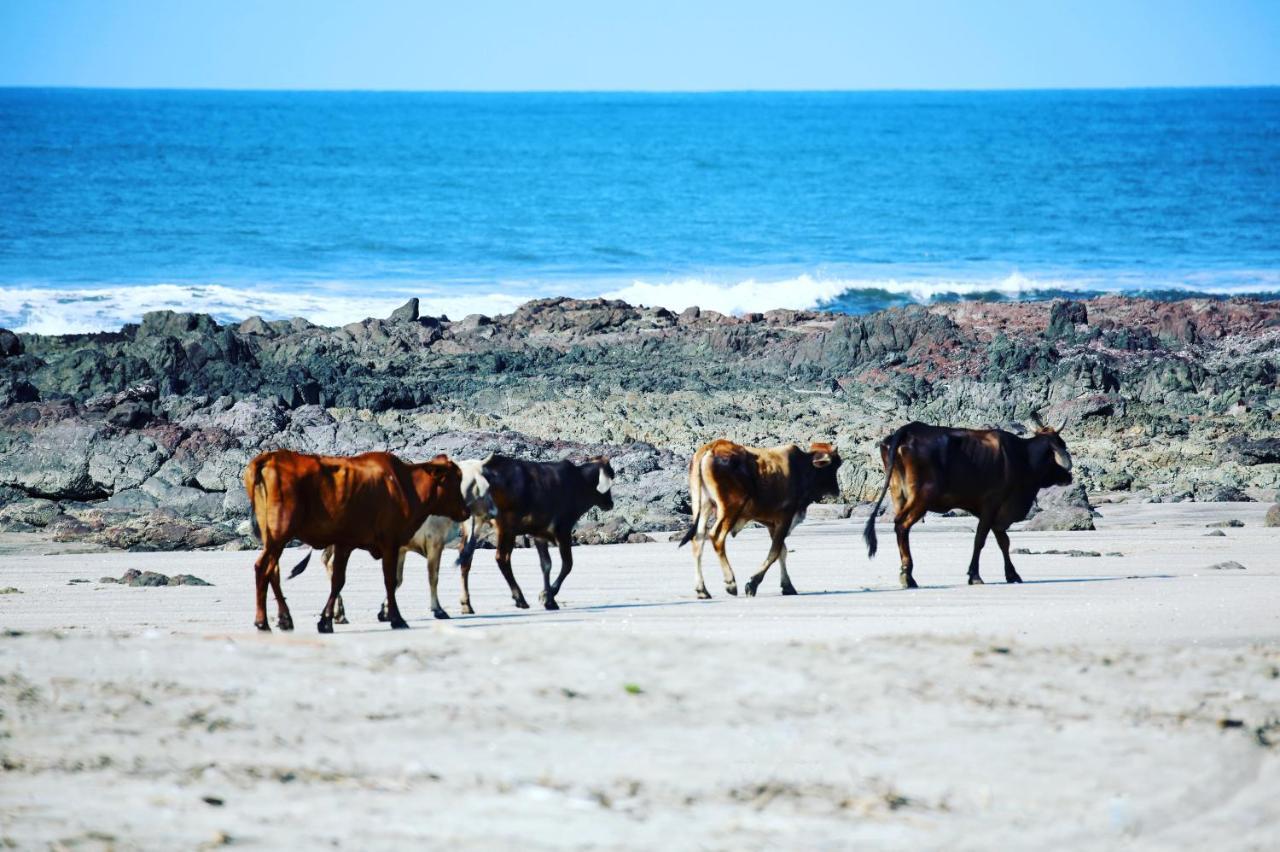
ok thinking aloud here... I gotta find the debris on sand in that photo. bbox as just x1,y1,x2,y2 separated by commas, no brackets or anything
1206,561,1246,571
1206,519,1245,528
0,586,22,594
99,569,213,587
1012,548,1102,557
1205,530,1227,537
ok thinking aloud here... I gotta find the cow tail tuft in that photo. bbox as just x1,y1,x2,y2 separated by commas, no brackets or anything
677,452,704,549
287,550,312,580
864,426,906,559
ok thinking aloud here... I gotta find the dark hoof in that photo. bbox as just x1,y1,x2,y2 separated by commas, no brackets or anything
968,576,985,586
1006,572,1023,584
461,603,475,615
514,598,530,610
377,606,389,623
254,619,270,632
900,574,918,590
544,598,560,611
432,609,451,620
335,614,349,625
277,614,294,631
390,617,409,630
696,588,711,600
317,617,333,634
780,584,798,596
725,583,738,597
744,579,759,597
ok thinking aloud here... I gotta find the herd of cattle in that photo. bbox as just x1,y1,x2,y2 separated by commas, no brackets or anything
243,419,1075,633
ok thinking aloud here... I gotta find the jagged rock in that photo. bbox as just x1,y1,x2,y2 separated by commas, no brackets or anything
0,329,22,357
1265,505,1280,527
389,298,420,323
1023,483,1096,531
0,497,63,527
1047,300,1088,338
1219,437,1280,466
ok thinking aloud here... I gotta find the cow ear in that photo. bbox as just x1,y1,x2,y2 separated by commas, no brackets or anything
812,452,833,468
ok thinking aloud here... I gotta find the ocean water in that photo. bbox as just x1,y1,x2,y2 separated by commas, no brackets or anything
1,88,1278,333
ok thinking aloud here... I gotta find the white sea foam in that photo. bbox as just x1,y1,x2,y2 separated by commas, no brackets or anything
1,272,1276,335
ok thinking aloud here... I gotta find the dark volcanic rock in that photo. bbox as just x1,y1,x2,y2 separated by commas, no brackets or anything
0,329,22,357
1,294,1277,550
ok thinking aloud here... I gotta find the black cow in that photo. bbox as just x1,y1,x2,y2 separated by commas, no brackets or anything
863,420,1074,588
457,454,615,612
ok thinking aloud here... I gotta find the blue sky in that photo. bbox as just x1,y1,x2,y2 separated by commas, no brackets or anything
2,0,1277,90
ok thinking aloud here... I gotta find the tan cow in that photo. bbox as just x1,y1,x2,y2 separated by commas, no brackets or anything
679,440,842,598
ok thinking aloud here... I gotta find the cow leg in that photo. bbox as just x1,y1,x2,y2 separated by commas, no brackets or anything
322,547,349,625
691,500,713,599
544,534,575,610
381,548,409,629
967,517,992,585
710,517,738,596
777,539,798,596
267,556,293,631
745,523,787,597
459,546,476,615
427,537,450,619
319,546,351,633
252,547,275,631
377,549,408,622
994,528,1022,583
535,540,557,610
495,527,530,610
895,502,927,589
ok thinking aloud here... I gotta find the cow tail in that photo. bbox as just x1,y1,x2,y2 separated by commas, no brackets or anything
677,451,704,549
864,427,906,559
246,457,265,541
287,551,312,580
456,517,482,568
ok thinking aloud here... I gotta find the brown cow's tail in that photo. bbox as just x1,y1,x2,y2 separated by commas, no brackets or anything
245,456,266,542
677,450,705,549
864,426,906,559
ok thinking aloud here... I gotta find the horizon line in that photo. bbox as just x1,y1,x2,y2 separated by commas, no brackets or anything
2,83,1278,95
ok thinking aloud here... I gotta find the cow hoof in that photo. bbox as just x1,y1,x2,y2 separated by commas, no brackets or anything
277,614,294,631
390,618,410,630
696,588,711,600
461,603,475,615
744,580,759,597
1006,573,1023,584
543,598,560,611
254,620,270,632
725,583,738,596
432,609,450,620
514,598,530,610
317,617,333,634
968,576,985,586
780,584,798,596
376,606,389,623
899,575,918,590
335,613,349,625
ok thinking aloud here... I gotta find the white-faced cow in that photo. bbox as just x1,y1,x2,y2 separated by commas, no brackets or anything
678,440,842,598
863,420,1074,588
456,454,615,612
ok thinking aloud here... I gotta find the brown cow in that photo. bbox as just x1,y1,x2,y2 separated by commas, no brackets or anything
863,420,1074,588
678,440,842,598
243,450,469,633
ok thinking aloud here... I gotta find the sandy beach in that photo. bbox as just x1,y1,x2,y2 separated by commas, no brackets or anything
2,500,1277,849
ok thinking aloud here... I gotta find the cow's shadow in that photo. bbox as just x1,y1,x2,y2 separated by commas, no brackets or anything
794,573,1176,595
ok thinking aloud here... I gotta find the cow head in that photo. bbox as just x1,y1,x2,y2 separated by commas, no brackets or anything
457,457,499,520
807,442,843,501
1029,427,1073,487
584,456,615,511
418,456,470,522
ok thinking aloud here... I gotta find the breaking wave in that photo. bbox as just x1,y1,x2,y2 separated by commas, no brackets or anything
2,271,1278,335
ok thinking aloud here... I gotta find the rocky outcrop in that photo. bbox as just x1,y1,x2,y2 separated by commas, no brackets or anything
0,295,1276,550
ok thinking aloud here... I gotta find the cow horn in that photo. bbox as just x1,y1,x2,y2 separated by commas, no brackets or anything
596,467,613,494
1056,416,1068,433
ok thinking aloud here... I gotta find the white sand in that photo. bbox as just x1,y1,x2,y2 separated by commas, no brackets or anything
2,502,1278,849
